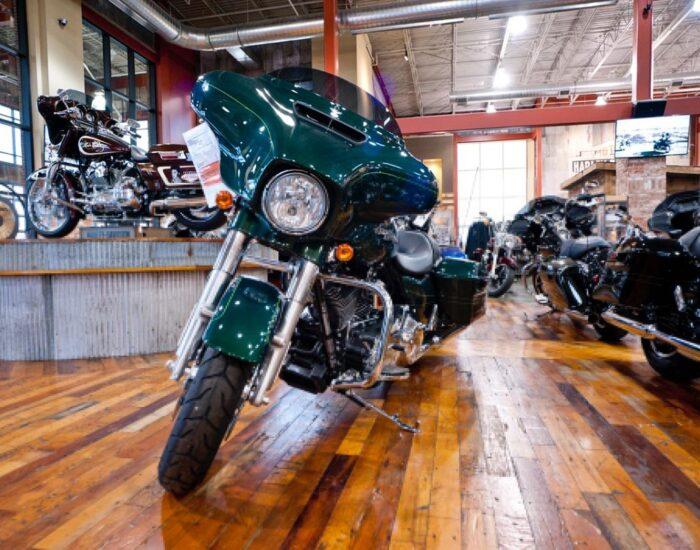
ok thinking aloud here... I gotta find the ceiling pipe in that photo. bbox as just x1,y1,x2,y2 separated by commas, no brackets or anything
450,72,700,103
106,0,618,51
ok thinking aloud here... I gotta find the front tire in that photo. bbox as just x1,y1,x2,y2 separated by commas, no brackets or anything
487,265,515,298
641,339,700,381
158,348,251,496
26,172,80,238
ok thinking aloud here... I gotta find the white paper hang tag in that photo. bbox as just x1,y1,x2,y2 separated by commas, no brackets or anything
183,123,230,208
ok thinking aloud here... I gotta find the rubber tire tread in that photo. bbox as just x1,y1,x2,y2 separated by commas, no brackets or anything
158,348,249,496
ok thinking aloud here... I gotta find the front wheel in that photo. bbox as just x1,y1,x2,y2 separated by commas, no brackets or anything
487,265,515,298
26,172,80,238
173,205,227,232
641,339,700,381
158,347,251,496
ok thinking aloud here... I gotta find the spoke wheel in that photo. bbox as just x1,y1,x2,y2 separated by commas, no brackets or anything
26,175,79,238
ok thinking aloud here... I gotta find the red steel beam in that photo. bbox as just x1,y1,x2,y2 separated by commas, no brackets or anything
398,97,700,135
631,0,653,103
323,0,339,76
692,115,700,166
454,132,535,143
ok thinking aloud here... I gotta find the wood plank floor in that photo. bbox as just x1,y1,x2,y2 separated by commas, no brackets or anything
1,288,699,549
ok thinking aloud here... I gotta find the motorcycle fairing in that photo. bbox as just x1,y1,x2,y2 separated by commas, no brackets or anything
190,71,438,242
203,276,283,363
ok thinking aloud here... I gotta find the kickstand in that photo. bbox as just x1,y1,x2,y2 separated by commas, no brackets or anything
341,389,420,433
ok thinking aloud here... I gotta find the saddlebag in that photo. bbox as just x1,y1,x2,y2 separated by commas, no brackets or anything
539,258,586,312
433,257,487,325
203,276,283,363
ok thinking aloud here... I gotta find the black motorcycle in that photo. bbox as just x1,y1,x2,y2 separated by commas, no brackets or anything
594,220,700,380
26,90,225,238
525,212,627,341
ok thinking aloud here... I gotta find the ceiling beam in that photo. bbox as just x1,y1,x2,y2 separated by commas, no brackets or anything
513,13,556,109
546,8,596,82
398,96,700,134
403,29,424,116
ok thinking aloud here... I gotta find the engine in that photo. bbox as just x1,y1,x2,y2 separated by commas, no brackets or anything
84,161,143,213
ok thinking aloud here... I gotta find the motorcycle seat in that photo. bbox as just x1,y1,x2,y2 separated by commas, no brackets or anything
560,236,610,260
679,226,700,258
395,230,440,276
130,146,149,163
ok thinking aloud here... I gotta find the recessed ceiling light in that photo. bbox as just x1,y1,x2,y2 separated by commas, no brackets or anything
595,95,607,106
493,68,510,88
508,16,528,35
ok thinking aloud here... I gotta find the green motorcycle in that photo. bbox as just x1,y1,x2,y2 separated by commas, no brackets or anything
159,67,486,495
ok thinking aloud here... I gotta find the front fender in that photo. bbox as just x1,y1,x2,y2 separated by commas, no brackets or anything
203,276,283,363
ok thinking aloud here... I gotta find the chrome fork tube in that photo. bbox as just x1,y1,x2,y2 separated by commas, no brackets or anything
249,259,319,406
167,229,250,380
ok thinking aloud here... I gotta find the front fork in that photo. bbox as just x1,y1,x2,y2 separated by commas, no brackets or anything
167,229,250,380
168,228,321,407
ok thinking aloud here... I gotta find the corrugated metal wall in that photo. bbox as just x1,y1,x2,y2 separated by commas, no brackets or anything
0,240,275,360
1,271,207,360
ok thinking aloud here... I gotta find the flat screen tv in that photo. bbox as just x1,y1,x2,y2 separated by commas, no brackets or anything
615,114,690,158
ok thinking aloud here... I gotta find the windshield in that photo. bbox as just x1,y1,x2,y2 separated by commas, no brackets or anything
266,67,401,138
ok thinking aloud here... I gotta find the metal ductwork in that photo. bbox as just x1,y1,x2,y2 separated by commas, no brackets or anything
107,0,618,51
450,72,700,103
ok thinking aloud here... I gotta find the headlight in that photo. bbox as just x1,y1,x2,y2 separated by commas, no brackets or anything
262,171,329,235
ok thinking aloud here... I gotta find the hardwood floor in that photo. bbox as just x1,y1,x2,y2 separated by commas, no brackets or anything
1,289,699,548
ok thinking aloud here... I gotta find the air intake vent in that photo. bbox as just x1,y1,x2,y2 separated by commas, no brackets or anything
294,103,366,144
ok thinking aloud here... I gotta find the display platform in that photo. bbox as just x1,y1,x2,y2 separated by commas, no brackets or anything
0,238,273,361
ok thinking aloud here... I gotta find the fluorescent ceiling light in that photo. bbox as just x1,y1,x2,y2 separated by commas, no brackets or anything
595,95,607,106
486,103,497,113
493,68,510,88
507,16,527,36
694,0,700,11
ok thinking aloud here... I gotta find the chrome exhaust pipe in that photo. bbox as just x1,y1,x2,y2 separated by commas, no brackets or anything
602,310,700,362
149,196,208,215
167,230,250,380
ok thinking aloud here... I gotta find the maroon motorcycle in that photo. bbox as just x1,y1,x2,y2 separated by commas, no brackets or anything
26,90,225,237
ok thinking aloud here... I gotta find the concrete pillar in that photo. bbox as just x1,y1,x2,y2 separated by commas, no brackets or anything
616,157,666,228
25,0,85,167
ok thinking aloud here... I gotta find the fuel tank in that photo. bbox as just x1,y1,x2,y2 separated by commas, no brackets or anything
190,70,438,228
78,134,130,156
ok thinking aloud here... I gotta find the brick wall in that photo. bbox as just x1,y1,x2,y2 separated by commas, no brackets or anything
616,157,667,228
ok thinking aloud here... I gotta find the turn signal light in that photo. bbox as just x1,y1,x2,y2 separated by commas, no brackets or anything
215,190,234,210
335,243,354,262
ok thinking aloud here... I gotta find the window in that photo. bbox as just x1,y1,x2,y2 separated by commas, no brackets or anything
0,0,32,236
82,21,156,148
457,140,528,240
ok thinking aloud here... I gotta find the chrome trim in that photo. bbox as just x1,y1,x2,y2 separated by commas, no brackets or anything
601,310,700,362
148,196,208,215
243,255,294,273
261,170,329,236
167,229,250,380
319,274,394,391
249,260,320,405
